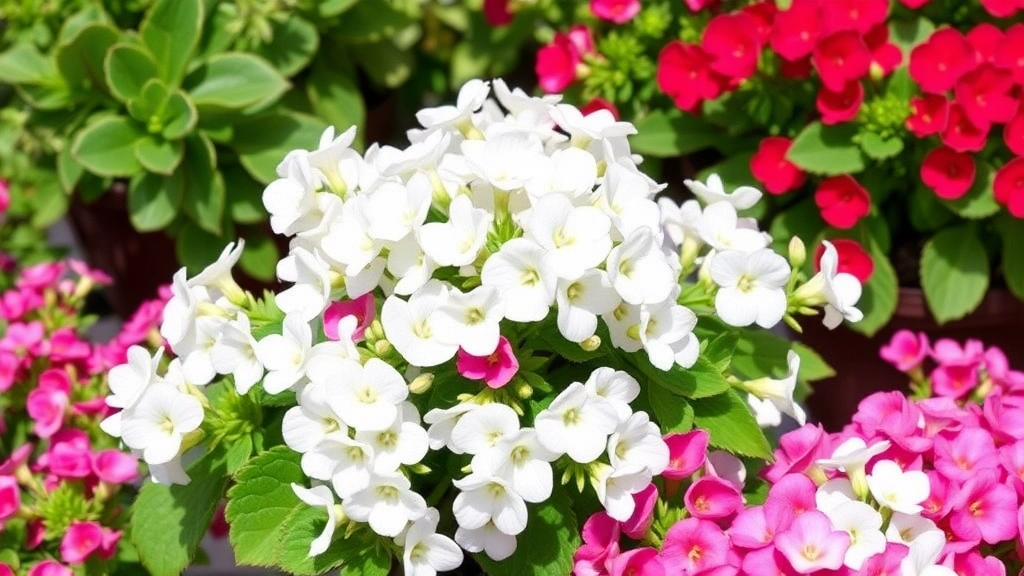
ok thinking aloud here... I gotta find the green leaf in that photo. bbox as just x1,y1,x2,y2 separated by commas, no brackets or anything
253,15,319,78
647,385,693,433
131,452,229,576
534,328,607,363
768,197,825,254
127,78,170,123
162,90,198,140
330,1,418,43
317,0,359,17
233,111,326,184
239,235,279,282
630,110,720,157
55,24,119,95
731,328,796,380
224,165,267,223
786,122,865,176
279,510,391,576
176,223,226,274
908,186,955,232
943,163,999,219
177,133,225,235
859,132,904,160
849,237,898,336
648,356,731,399
141,0,203,87
186,53,289,112
886,67,915,100
890,17,935,58
1003,217,1024,301
27,177,68,228
791,342,835,382
105,43,160,102
225,435,253,474
352,40,413,88
691,389,772,459
307,58,366,149
134,136,184,175
476,483,580,576
57,145,83,194
129,172,182,231
921,226,990,324
0,43,55,84
71,116,145,177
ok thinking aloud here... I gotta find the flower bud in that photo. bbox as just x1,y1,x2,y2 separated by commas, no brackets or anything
514,379,533,399
788,236,806,269
374,339,392,357
408,373,434,395
580,335,601,352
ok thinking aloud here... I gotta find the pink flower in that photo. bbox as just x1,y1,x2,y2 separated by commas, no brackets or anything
456,335,518,389
26,561,71,576
590,0,640,23
656,41,725,112
934,428,999,482
26,519,46,549
61,522,104,564
949,470,1019,544
46,430,92,479
0,444,32,476
931,363,979,399
622,483,657,539
0,563,12,576
859,542,909,575
26,368,72,438
0,352,18,392
68,259,112,285
879,330,929,372
48,328,92,363
0,321,45,355
771,0,821,61
322,293,375,342
816,80,864,125
685,476,743,520
728,506,780,549
814,175,871,229
98,528,122,560
813,30,871,92
920,470,955,520
482,0,513,26
92,450,139,484
661,518,730,573
17,262,65,290
762,424,830,483
985,346,1024,391
574,512,621,576
581,98,620,120
0,476,20,522
763,473,816,527
662,430,709,480
0,179,8,215
774,510,850,573
608,547,665,576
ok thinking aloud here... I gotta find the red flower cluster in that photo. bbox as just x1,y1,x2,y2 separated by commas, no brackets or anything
536,26,597,94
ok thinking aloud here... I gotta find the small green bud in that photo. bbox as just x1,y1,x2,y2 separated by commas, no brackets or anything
408,373,434,395
788,236,806,269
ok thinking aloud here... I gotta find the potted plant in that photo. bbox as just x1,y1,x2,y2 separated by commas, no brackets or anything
516,0,1024,428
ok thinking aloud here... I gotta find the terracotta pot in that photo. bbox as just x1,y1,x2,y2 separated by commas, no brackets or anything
801,287,1024,431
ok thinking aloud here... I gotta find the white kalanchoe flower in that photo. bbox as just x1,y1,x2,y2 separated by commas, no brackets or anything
866,460,930,515
606,228,675,306
355,402,429,473
449,402,520,456
382,281,459,367
639,301,699,370
593,463,653,522
792,240,864,329
423,402,479,452
607,411,670,475
435,285,505,357
210,314,264,395
302,432,376,499
343,472,428,538
455,521,517,562
282,380,348,454
461,131,544,191
321,196,382,277
292,484,337,557
418,195,492,267
275,248,333,323
823,500,887,570
815,478,857,514
597,162,662,239
264,153,319,236
526,147,598,200
603,302,643,354
555,270,621,343
885,513,941,545
399,508,463,576
366,177,431,242
255,314,313,395
658,197,702,249
415,78,489,135
330,358,409,432
452,473,528,536
523,194,611,281
710,249,790,329
181,315,228,386
535,382,619,463
900,530,957,576
188,240,245,303
471,428,558,504
388,235,439,297
307,125,361,196
685,173,762,210
742,351,805,425
160,269,208,352
817,438,891,499
583,368,640,423
120,383,204,465
480,238,556,322
747,395,783,428
147,456,190,485
697,202,770,253
101,346,164,437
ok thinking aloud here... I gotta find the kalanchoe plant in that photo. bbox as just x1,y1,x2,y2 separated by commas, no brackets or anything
99,79,857,575
516,0,1024,335
0,248,168,574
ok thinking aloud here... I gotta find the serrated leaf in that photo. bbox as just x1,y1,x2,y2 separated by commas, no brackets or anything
278,509,391,576
534,327,607,363
848,237,898,337
141,0,203,87
943,163,999,219
1003,217,1024,301
635,354,730,400
71,115,145,177
691,389,772,459
224,435,253,475
128,172,181,231
921,226,989,324
704,332,737,374
786,122,865,176
647,385,693,433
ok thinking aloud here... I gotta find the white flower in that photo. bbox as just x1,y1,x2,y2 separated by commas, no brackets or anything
523,194,611,281
343,472,427,538
658,198,702,248
418,195,491,267
181,315,228,386
307,125,361,196
815,478,857,514
321,196,382,276
866,460,929,514
449,402,520,456
480,238,556,322
885,513,940,545
535,382,619,463
818,241,864,329
264,153,319,235
121,384,204,465
549,103,636,148
555,270,620,343
435,285,505,356
639,301,699,370
275,248,333,323
452,473,528,536
608,411,669,475
101,346,164,437
210,314,264,394
472,428,557,503
697,202,769,252
160,269,206,352
461,131,544,191
603,302,643,353
255,314,312,395
817,438,891,499
525,147,597,200
330,358,409,432
742,350,805,425
399,508,463,576
685,174,762,210
596,162,661,238
355,403,429,472
747,395,782,428
423,402,478,452
455,522,517,562
381,281,459,367
822,500,886,570
366,177,431,242
302,432,375,499
593,463,652,522
147,455,190,485
188,240,245,300
710,249,790,329
388,235,438,297
583,368,639,422
606,228,675,305
900,530,956,576
292,484,337,557
415,78,489,133
282,380,347,453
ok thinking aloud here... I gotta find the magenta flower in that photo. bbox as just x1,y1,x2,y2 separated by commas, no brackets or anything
931,337,984,365
921,470,955,520
608,547,665,576
45,430,92,479
26,561,71,576
879,330,929,372
684,476,743,520
91,450,139,484
931,362,980,399
0,321,44,355
984,346,1024,390
662,430,709,480
949,470,1019,544
740,546,792,576
47,328,92,363
934,428,999,483
622,483,657,539
661,517,730,573
573,512,621,576
763,474,816,526
61,522,104,564
589,0,641,23
859,542,909,575
761,424,829,483
455,335,518,389
951,551,1007,575
322,293,375,342
0,179,8,215
728,506,776,550
774,510,850,573
68,259,112,285
0,475,20,523
0,563,12,576
917,397,967,437
16,262,65,290
0,444,32,475
26,368,72,438
0,352,18,392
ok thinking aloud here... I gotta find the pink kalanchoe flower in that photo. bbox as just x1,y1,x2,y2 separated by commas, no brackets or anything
917,397,967,437
98,528,122,560
48,328,93,363
46,430,93,479
774,509,850,573
728,506,777,549
763,473,816,529
61,522,104,564
932,337,985,366
323,293,375,342
0,444,32,476
0,352,18,392
981,396,1024,446
984,346,1024,391
860,542,909,575
684,476,743,520
934,428,999,482
622,483,657,539
68,259,112,285
951,550,1007,575
0,321,45,355
26,368,72,438
26,519,46,549
662,430,709,480
762,424,830,483
92,449,139,484
879,330,929,373
26,561,71,576
931,363,980,399
0,179,8,215
702,12,762,80
0,476,20,522
590,0,640,24
581,98,620,120
16,262,65,290
574,512,621,576
608,547,665,576
0,564,12,576
949,470,1019,544
661,517,731,573
456,335,518,389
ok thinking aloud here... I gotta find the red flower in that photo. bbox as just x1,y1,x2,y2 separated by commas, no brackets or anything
536,43,579,93
814,239,874,283
941,103,989,153
564,25,596,56
821,0,888,35
994,157,1024,217
702,12,763,80
955,63,1016,127
590,0,641,23
980,0,1018,17
909,29,977,94
995,25,1024,86
741,1,778,44
581,98,620,120
749,137,806,195
816,80,864,125
684,0,719,11
815,175,871,229
813,30,871,91
967,24,1004,65
657,42,725,112
920,146,976,200
770,0,821,62
483,0,514,26
906,94,949,137
865,24,902,77
1004,111,1024,156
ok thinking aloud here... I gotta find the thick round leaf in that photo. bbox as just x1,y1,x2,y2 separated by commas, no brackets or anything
176,134,225,235
943,163,999,220
105,43,159,102
233,112,324,184
0,43,54,84
127,78,170,124
786,122,866,176
176,223,227,275
630,110,719,158
141,0,203,86
921,226,990,324
307,58,365,149
185,53,288,112
55,24,119,95
238,235,279,282
71,115,145,177
128,172,182,231
254,15,319,78
161,90,198,140
224,165,267,224
134,136,184,175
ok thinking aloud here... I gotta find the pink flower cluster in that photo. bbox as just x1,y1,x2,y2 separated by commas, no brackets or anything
0,257,168,573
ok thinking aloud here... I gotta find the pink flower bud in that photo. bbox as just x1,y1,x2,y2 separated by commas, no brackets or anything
323,293,375,342
27,561,71,576
91,450,138,484
0,180,8,216
0,476,20,522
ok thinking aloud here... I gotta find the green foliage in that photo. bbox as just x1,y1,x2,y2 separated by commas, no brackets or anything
1003,217,1024,301
943,164,1000,220
691,389,772,460
630,110,722,157
786,122,865,176
849,237,899,337
921,226,990,324
476,484,580,576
